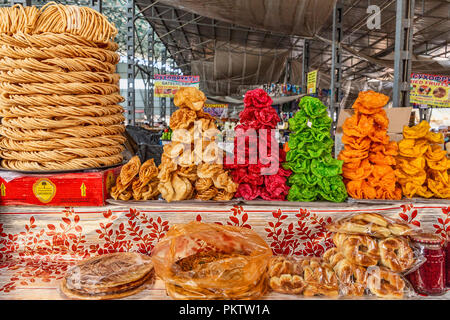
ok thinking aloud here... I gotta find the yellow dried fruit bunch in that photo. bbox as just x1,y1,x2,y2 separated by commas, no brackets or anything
395,120,449,199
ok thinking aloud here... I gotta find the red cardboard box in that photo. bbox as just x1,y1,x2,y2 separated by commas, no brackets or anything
0,166,122,207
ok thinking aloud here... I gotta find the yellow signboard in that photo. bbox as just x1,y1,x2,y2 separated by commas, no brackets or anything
154,74,200,98
410,73,449,108
204,103,228,119
307,70,318,94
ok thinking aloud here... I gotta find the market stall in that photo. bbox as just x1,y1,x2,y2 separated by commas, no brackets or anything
0,1,449,302
0,200,449,299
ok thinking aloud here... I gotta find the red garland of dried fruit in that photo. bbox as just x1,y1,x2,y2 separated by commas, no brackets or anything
224,89,291,200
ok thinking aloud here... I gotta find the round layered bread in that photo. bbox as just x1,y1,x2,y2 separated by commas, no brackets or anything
61,252,154,300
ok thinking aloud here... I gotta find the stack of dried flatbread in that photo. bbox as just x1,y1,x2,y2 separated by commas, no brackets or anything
60,252,154,300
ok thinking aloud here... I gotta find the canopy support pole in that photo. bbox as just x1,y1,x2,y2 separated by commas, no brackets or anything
161,47,167,124
89,0,102,13
147,27,155,127
302,39,310,94
10,0,31,5
330,1,343,138
393,0,415,108
127,0,136,126
170,60,176,116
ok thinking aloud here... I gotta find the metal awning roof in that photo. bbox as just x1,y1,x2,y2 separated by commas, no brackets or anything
136,0,450,97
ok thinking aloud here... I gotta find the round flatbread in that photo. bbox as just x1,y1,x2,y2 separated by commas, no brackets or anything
60,269,154,300
65,252,153,291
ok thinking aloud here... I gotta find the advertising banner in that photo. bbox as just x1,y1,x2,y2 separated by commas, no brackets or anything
204,103,228,119
154,74,200,98
307,70,318,94
410,73,449,108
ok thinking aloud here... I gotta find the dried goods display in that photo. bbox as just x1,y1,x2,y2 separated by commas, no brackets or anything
283,96,347,202
157,87,237,202
338,91,401,200
395,120,450,199
0,4,125,171
110,156,160,201
224,89,291,200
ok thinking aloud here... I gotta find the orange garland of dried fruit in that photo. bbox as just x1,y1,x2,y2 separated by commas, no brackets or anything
157,87,237,202
338,91,401,200
395,120,450,199
111,156,160,201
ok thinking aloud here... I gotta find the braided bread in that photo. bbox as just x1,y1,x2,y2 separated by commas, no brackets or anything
367,267,405,299
0,135,125,151
1,155,122,171
0,125,125,141
2,114,124,130
335,233,380,267
379,237,414,272
327,213,413,238
0,45,119,63
300,258,339,297
323,248,368,297
268,256,305,295
0,145,124,162
1,104,124,118
0,4,124,171
0,33,118,51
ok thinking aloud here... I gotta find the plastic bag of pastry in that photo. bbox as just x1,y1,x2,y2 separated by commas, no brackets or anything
299,257,340,297
322,247,368,297
326,212,418,238
366,266,415,299
268,255,340,297
152,222,272,300
330,233,424,274
268,256,306,295
60,252,155,300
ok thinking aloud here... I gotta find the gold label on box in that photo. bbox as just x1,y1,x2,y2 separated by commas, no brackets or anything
32,179,56,203
80,183,87,197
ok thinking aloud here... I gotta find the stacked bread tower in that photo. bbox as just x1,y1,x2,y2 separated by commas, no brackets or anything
268,213,416,298
396,120,450,199
338,91,401,200
0,4,125,171
157,87,237,202
283,96,347,202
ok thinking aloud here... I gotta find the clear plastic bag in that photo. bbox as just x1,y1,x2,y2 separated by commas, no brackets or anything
151,222,272,300
322,247,417,299
268,255,339,298
322,247,367,297
326,212,419,238
366,266,416,299
331,232,425,275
